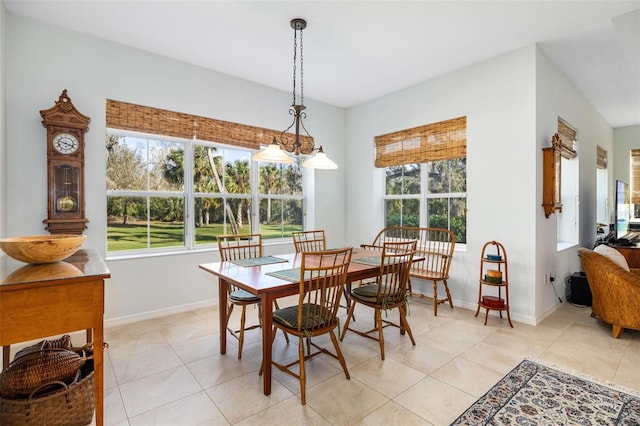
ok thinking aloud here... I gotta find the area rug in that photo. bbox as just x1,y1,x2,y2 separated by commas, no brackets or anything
451,359,640,425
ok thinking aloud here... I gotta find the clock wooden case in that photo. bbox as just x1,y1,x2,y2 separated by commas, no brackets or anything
542,133,562,218
40,90,91,234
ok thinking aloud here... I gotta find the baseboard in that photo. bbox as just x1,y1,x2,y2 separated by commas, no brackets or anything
104,299,216,329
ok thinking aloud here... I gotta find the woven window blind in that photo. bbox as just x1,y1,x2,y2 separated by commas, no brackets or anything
557,118,578,159
631,149,640,204
596,146,607,169
105,99,310,150
374,116,466,168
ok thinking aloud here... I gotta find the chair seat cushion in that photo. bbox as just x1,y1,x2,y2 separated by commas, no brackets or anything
229,288,260,302
351,284,404,304
273,304,333,330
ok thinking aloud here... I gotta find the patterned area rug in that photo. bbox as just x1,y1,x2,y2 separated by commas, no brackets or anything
451,359,640,425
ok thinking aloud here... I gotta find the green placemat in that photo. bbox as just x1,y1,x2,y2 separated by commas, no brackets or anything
352,256,382,266
352,256,406,266
266,268,322,283
229,256,288,267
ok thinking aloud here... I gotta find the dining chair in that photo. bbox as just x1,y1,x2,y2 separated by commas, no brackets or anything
362,226,456,316
217,233,287,359
266,247,353,405
340,240,417,360
291,229,326,253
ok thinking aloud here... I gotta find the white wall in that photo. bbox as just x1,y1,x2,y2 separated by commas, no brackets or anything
6,14,346,322
534,48,614,318
346,46,539,324
0,2,6,238
613,125,640,185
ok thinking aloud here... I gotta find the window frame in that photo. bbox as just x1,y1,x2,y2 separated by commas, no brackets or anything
382,160,467,245
106,129,306,258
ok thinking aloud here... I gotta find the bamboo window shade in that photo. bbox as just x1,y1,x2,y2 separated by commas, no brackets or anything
596,146,607,169
374,116,466,168
631,149,640,204
105,99,312,150
557,118,578,159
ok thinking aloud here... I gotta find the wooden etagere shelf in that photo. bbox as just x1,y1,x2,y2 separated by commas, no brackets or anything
475,240,513,327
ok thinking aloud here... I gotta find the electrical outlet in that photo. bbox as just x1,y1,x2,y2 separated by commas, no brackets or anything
550,271,556,284
544,272,549,286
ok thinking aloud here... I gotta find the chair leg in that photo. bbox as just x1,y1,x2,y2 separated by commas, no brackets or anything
238,305,247,359
329,330,350,380
340,301,357,341
612,324,624,338
432,281,439,316
443,279,454,309
399,305,416,346
376,308,385,360
298,336,307,405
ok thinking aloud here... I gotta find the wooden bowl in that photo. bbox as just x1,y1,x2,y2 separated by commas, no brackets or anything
0,235,86,264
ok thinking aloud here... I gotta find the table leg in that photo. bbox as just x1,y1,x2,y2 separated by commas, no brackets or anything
261,293,275,396
94,326,104,426
219,279,228,355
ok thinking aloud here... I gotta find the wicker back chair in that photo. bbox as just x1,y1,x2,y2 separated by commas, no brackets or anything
217,234,287,358
577,247,640,338
292,230,326,253
341,240,417,360
362,226,455,316
267,247,353,404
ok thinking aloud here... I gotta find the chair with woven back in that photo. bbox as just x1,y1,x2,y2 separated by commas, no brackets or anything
361,226,456,316
217,233,287,359
292,230,326,253
265,247,353,405
341,240,417,360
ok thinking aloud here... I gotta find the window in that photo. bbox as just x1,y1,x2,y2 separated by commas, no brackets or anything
384,160,466,243
376,117,467,244
631,149,640,218
105,100,304,254
556,117,579,248
596,146,608,225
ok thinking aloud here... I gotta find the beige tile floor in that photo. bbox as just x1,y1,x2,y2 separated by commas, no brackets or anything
9,298,640,425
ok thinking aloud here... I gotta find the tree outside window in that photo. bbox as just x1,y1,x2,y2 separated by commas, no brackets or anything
106,132,304,253
384,159,466,244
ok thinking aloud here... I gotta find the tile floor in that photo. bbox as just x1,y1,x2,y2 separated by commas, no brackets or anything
9,297,640,425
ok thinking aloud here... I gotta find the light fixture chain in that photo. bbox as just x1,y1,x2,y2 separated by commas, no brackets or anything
300,26,304,106
292,26,298,106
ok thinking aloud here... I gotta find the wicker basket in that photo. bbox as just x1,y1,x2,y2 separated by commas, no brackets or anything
0,360,94,426
14,335,73,360
0,348,86,399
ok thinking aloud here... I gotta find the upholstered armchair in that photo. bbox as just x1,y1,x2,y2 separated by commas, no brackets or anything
577,247,640,338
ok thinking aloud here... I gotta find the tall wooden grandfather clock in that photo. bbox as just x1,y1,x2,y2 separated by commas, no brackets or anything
41,90,90,234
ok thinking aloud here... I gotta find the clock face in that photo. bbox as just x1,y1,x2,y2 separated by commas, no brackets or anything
52,132,80,154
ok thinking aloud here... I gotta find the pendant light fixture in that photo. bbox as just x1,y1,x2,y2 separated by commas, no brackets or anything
252,18,337,169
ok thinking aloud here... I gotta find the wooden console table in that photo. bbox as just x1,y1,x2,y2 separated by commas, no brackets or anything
0,249,110,425
611,244,640,269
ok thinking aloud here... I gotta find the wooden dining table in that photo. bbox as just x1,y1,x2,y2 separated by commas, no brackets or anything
198,248,396,396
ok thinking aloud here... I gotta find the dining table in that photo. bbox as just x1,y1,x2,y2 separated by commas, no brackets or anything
199,247,402,396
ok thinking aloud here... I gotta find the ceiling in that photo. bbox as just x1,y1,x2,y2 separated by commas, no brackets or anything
4,1,640,128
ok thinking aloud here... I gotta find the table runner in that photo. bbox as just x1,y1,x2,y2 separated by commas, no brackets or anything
229,256,288,267
266,268,324,283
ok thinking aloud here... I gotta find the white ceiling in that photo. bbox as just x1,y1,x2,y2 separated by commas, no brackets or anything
4,0,640,128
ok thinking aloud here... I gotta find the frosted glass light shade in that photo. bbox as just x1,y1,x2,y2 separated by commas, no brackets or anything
252,142,293,164
302,149,338,169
